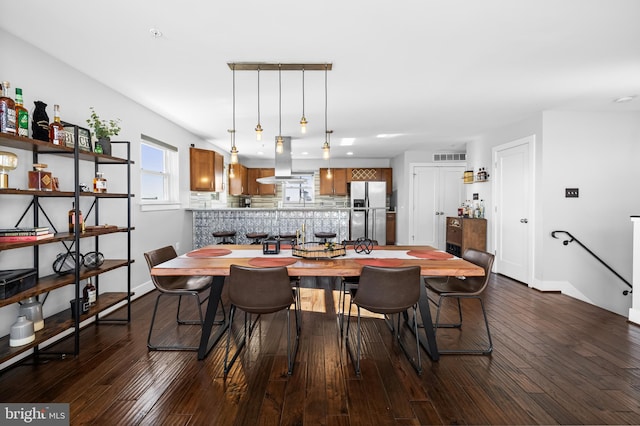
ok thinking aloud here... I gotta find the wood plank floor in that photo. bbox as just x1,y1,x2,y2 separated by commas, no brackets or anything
2,274,640,425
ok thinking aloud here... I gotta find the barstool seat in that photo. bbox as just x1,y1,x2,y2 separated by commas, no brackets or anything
246,232,269,244
278,233,297,244
213,231,236,244
315,232,336,243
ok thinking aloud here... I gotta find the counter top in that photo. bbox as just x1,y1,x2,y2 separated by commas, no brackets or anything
187,207,394,212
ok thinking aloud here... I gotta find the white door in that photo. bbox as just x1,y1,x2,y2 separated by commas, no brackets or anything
411,165,465,249
494,136,534,284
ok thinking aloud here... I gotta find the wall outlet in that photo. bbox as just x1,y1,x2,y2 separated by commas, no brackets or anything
565,188,579,198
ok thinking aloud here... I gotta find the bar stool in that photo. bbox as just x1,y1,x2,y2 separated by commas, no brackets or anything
277,232,297,246
246,232,269,245
314,232,336,243
212,231,236,245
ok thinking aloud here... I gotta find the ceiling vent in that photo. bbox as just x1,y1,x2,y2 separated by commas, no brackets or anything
433,153,466,162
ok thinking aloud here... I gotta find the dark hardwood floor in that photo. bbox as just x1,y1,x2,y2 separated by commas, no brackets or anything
2,274,640,425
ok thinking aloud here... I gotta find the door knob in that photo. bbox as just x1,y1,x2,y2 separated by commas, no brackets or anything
520,218,528,223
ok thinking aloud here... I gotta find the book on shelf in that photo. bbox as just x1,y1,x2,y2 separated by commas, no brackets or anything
0,227,50,236
0,233,54,242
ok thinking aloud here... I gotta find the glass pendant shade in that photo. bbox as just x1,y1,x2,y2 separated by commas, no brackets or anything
300,116,307,134
276,136,284,154
230,144,239,164
322,141,330,160
255,124,263,141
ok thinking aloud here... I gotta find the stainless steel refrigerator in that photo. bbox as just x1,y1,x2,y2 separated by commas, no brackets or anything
350,181,386,245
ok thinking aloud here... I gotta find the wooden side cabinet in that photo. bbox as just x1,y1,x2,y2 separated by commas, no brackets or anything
319,168,347,195
386,212,396,245
229,163,248,195
190,147,223,192
445,217,486,257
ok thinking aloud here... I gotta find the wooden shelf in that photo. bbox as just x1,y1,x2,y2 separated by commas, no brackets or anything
0,259,133,308
0,292,131,364
464,179,490,184
0,228,132,251
0,133,133,164
0,188,132,198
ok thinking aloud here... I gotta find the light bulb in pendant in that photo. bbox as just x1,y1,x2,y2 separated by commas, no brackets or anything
322,141,330,160
276,136,284,154
229,165,235,178
230,145,239,164
300,116,307,134
255,124,263,141
326,168,332,179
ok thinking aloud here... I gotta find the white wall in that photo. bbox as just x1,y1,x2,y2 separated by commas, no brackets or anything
0,30,221,363
539,110,640,315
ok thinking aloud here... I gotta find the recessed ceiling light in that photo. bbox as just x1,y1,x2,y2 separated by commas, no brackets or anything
340,138,355,146
257,151,264,155
149,28,163,38
301,151,309,155
613,95,636,103
376,133,403,139
346,152,354,156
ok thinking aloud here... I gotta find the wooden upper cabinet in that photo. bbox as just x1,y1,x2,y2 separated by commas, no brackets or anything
190,147,223,192
319,168,347,195
346,167,392,194
229,163,248,195
247,168,276,196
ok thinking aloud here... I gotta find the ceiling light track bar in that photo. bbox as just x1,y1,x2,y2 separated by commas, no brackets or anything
228,62,332,71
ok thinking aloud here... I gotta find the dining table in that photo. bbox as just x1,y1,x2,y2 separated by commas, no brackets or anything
150,244,485,362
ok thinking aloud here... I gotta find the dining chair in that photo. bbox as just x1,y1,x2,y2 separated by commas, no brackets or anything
344,265,422,376
424,248,494,354
224,265,301,376
144,246,224,351
337,239,378,335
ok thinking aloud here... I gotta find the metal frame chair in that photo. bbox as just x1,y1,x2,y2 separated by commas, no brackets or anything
144,246,225,351
224,265,301,376
345,265,422,376
424,248,494,355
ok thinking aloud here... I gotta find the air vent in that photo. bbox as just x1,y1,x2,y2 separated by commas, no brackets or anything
433,153,466,162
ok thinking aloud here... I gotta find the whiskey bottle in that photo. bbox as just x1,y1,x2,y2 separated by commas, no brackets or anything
83,277,97,305
68,201,85,233
0,81,17,135
49,104,64,145
93,172,107,193
15,88,28,137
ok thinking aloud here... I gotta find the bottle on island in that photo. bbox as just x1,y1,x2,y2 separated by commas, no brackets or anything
83,277,96,306
15,88,28,137
49,104,64,145
0,81,17,135
68,201,85,233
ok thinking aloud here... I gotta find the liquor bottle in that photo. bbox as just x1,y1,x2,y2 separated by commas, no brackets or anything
14,88,28,137
0,81,17,135
49,104,64,145
93,172,107,193
83,277,96,305
68,201,85,233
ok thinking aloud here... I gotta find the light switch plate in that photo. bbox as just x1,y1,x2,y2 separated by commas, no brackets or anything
565,188,579,198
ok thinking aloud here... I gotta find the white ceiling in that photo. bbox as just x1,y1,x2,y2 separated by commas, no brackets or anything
1,0,639,161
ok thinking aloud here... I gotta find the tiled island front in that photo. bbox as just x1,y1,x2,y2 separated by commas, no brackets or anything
190,208,350,248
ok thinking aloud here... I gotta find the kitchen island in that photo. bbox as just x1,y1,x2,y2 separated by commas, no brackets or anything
189,208,350,248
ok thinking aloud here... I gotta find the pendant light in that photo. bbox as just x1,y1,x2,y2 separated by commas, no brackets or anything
229,64,239,164
299,68,308,134
276,64,284,155
321,64,331,160
255,68,263,141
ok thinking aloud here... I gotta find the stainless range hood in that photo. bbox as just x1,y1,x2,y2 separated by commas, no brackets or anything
256,136,305,184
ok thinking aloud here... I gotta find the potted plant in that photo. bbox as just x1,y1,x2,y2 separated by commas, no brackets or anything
86,107,121,155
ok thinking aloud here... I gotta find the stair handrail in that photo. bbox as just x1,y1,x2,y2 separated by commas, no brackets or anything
551,230,632,295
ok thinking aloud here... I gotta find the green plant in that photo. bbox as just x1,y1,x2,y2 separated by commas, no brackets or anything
86,107,121,139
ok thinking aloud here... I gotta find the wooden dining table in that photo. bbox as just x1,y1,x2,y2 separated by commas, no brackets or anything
151,244,484,362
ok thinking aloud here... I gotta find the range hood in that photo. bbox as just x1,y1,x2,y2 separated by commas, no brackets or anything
256,136,305,184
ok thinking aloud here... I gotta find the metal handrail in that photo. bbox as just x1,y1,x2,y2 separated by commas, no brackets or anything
551,230,632,295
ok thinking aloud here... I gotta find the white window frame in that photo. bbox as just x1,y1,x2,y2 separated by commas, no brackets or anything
139,134,180,211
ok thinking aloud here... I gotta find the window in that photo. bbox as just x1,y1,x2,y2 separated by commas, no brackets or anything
283,174,315,205
140,134,179,210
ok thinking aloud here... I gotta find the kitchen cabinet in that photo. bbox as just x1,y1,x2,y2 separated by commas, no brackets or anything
229,163,248,195
347,168,392,195
386,212,396,245
319,168,347,195
0,133,133,366
190,147,223,192
445,217,486,257
247,168,276,196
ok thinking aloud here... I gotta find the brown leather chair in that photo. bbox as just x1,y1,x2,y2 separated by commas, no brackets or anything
424,248,494,354
345,265,422,376
144,246,224,351
224,265,301,376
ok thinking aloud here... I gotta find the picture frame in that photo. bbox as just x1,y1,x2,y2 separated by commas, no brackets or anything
61,121,93,152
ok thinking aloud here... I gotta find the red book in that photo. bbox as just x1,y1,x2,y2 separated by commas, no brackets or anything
0,233,54,242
